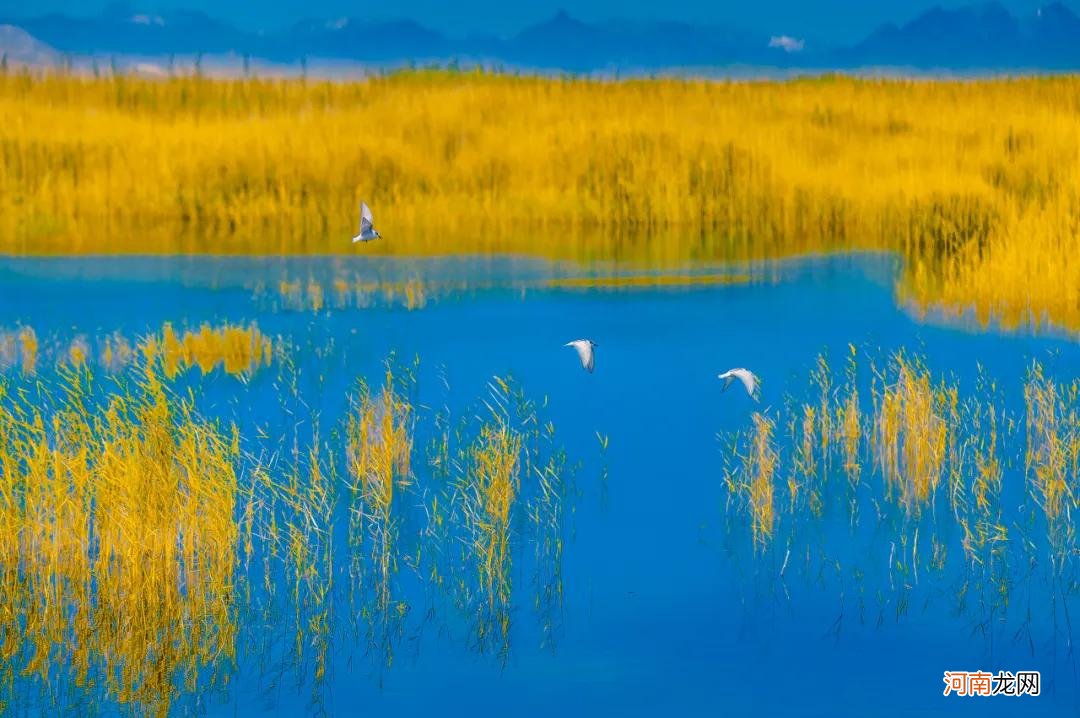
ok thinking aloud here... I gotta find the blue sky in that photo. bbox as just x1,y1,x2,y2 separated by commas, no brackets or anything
0,0,1056,42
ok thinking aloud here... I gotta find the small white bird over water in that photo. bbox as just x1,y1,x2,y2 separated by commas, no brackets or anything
718,368,759,399
565,339,597,373
351,201,381,243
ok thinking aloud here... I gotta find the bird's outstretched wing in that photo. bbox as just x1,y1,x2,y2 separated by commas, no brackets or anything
359,201,374,234
566,340,594,373
719,368,758,398
735,370,757,397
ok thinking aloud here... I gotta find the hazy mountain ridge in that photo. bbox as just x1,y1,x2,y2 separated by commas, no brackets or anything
0,24,58,66
845,1,1080,68
4,2,1080,72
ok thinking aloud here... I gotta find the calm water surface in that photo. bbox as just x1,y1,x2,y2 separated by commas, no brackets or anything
1,253,1077,717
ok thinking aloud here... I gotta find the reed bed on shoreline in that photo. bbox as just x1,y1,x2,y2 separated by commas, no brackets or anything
2,70,1079,332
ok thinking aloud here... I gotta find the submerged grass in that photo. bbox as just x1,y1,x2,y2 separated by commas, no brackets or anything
3,70,1080,331
872,355,953,514
344,363,415,666
1024,362,1080,554
722,349,1078,654
744,413,777,551
0,337,580,711
0,363,238,716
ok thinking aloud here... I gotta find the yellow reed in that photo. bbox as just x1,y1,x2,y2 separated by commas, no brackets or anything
0,364,238,715
3,70,1080,331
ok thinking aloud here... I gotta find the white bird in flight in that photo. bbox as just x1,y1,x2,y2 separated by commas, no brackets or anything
565,339,597,373
351,201,381,243
718,368,759,399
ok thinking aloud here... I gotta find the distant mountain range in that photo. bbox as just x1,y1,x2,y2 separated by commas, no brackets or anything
4,2,1080,73
0,24,58,66
843,1,1080,68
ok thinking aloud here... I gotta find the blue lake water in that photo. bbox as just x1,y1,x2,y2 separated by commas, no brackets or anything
0,253,1077,716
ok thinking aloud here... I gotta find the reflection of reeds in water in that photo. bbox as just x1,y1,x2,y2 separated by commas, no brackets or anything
544,273,751,289
255,364,571,677
19,327,37,374
0,322,276,377
954,370,1008,570
721,349,1078,653
839,347,862,487
276,276,430,311
345,363,414,665
456,378,574,660
529,428,573,650
101,332,135,371
272,272,756,315
0,326,39,375
1024,362,1080,554
6,72,1080,331
66,335,89,367
347,368,413,520
0,339,579,710
411,377,573,662
902,204,1080,337
872,355,952,514
460,403,521,653
745,413,777,550
153,321,275,377
0,364,238,716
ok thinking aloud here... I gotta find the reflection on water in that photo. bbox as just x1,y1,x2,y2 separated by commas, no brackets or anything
720,350,1079,671
8,72,1080,339
0,366,238,716
1,321,277,377
0,253,1077,715
275,277,432,312
265,268,757,313
0,352,577,714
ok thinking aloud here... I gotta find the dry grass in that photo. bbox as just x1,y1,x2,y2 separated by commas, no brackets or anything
0,364,238,715
3,70,1080,330
1024,362,1080,552
723,351,1076,566
872,356,953,514
747,412,777,549
720,350,1077,656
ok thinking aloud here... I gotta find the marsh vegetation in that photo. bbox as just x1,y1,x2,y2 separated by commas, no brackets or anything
2,70,1079,334
0,323,579,714
720,348,1079,667
1,63,1078,713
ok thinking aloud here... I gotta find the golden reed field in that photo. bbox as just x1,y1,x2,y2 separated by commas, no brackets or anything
1,69,1078,332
